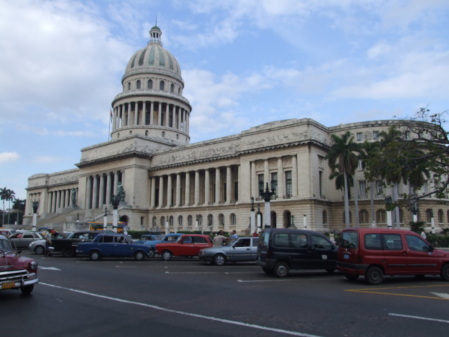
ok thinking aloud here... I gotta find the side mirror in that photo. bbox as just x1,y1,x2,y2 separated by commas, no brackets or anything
428,245,434,252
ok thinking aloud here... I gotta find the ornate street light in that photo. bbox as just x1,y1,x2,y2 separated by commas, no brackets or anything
260,183,275,228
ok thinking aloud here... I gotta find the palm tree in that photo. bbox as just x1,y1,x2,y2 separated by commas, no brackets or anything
0,187,15,225
12,198,26,225
326,132,363,228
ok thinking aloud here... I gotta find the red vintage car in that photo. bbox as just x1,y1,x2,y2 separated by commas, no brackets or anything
155,234,213,261
0,235,39,294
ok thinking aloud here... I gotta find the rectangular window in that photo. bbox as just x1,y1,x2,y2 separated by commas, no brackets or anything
383,234,403,250
258,174,264,195
319,170,323,197
285,171,292,198
357,132,363,141
373,131,379,140
359,180,366,198
375,180,383,195
271,172,278,195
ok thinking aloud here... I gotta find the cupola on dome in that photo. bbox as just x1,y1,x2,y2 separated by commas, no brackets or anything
124,25,182,80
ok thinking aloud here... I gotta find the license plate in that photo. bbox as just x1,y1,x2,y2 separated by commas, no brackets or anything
1,281,16,289
344,253,350,260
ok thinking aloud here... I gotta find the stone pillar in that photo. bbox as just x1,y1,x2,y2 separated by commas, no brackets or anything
215,167,221,204
167,174,173,207
150,177,156,208
92,176,98,209
277,157,284,198
106,173,111,205
143,101,147,125
150,101,154,125
134,101,139,125
185,172,191,206
251,161,257,199
292,155,298,197
99,174,105,207
158,176,164,208
205,169,210,205
194,171,200,206
175,173,181,206
86,176,92,209
226,166,232,204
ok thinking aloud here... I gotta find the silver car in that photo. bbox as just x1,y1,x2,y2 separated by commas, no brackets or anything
199,237,259,266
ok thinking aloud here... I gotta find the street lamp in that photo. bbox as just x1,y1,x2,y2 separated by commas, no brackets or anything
250,197,256,235
260,183,275,228
385,196,393,229
290,215,295,228
32,201,39,232
111,194,120,232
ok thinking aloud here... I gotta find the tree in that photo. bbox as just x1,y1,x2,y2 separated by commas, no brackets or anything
326,132,363,227
12,198,26,225
0,187,15,225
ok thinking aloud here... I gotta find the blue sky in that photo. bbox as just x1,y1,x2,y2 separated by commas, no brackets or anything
1,0,449,200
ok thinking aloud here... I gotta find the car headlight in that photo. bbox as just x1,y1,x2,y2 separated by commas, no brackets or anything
29,261,38,271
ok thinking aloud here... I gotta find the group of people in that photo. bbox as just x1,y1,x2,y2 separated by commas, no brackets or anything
213,230,239,247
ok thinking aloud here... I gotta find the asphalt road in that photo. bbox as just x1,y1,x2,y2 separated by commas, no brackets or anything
2,252,449,337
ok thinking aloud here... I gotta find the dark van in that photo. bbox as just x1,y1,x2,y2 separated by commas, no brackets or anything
338,228,449,285
256,228,337,277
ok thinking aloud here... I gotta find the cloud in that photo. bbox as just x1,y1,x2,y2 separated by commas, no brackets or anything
32,156,70,164
0,152,19,164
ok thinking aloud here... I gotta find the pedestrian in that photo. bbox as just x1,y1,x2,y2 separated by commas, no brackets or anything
421,231,427,240
213,230,226,247
230,230,238,239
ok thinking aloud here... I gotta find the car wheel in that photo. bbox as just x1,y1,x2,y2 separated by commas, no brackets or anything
89,250,101,261
162,250,172,261
34,245,45,255
148,249,155,258
344,273,359,281
441,264,449,281
21,285,34,295
213,254,226,266
62,248,76,257
365,266,384,285
274,261,289,278
135,251,145,261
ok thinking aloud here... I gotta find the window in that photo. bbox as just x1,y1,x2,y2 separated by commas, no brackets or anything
148,79,153,89
376,180,383,195
258,174,264,195
136,80,141,89
356,132,363,141
357,160,365,170
159,81,164,90
285,171,292,198
376,209,386,223
193,236,208,244
359,209,369,223
170,83,174,92
230,213,236,226
406,235,430,252
373,131,379,140
311,235,332,250
365,234,382,250
383,234,402,250
359,180,366,198
322,210,327,224
291,234,308,248
127,82,131,90
271,172,278,195
319,170,323,197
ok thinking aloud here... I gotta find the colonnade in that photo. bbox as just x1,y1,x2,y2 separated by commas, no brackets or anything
112,100,189,133
47,188,73,213
85,171,123,209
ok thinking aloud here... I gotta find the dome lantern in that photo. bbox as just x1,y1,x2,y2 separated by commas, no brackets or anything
149,25,162,46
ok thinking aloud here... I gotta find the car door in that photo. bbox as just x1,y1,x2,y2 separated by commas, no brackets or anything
379,233,409,275
308,234,336,269
284,233,309,269
192,236,211,255
404,234,439,273
231,238,254,262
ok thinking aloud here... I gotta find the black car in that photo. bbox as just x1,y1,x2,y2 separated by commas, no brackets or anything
256,228,337,277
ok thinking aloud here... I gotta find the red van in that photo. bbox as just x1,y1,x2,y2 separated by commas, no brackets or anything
337,228,449,285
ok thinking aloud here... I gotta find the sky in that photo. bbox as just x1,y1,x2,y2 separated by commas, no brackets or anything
1,0,449,200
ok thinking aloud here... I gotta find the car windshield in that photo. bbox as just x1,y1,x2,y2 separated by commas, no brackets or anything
341,231,358,249
0,238,13,252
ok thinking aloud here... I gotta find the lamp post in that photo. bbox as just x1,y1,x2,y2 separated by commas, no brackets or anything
103,207,108,230
250,197,256,235
385,196,393,229
32,201,39,232
303,214,307,229
111,194,120,233
411,203,418,223
260,183,275,228
430,209,435,234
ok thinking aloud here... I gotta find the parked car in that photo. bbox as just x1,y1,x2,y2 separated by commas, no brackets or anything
199,237,259,265
77,233,151,261
257,228,337,277
338,228,449,285
142,233,184,257
0,228,16,238
0,235,39,294
9,231,43,250
49,230,106,257
155,234,213,261
29,232,72,255
133,233,164,245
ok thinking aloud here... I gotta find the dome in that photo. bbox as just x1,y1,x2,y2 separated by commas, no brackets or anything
124,26,182,80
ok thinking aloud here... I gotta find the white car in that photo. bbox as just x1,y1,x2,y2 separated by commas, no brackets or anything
199,237,259,266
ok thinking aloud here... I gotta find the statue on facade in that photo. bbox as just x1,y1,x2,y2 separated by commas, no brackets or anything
71,188,78,207
117,183,126,202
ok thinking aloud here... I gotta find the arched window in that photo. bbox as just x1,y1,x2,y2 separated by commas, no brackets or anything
136,80,141,89
230,213,236,227
147,79,153,89
178,215,183,228
207,214,213,228
376,209,386,223
127,82,131,90
188,215,193,229
169,216,174,227
152,216,157,227
426,209,433,223
219,214,225,228
438,209,444,224
359,210,369,223
170,83,174,92
198,215,203,226
159,81,164,91
342,211,352,224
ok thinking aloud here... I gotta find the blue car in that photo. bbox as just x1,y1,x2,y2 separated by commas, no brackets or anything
77,233,151,261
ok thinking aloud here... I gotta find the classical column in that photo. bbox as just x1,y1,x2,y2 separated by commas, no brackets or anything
251,161,257,198
143,101,147,125
106,173,111,205
150,101,154,125
92,176,98,209
86,176,92,209
226,166,232,204
150,177,156,208
277,157,284,198
264,160,269,186
175,173,181,206
158,176,164,208
215,167,221,204
205,169,210,205
185,172,190,206
194,171,200,206
99,174,105,207
292,155,298,197
158,102,162,126
167,174,173,207
134,101,139,125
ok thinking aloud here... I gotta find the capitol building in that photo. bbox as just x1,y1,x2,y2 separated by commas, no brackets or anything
24,26,448,234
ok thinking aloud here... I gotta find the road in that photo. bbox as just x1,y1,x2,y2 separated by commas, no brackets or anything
2,252,449,337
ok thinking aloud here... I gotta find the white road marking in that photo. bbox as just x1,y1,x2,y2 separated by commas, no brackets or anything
430,292,449,299
39,266,61,271
389,313,449,324
41,282,322,337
